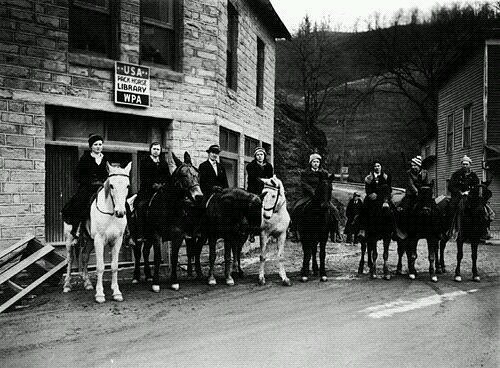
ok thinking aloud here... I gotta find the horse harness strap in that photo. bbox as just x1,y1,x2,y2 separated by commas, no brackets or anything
263,184,283,213
95,174,130,216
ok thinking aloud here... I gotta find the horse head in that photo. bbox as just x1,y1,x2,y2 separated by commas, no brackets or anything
259,176,286,220
104,162,131,218
312,174,333,209
171,152,203,204
415,182,435,217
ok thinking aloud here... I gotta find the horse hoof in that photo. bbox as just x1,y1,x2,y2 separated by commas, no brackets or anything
436,268,442,275
370,273,377,279
131,279,139,284
431,276,438,283
441,267,447,274
357,266,364,275
282,278,292,287
113,294,123,302
396,268,402,275
170,283,180,291
226,278,235,286
384,274,391,281
95,295,105,304
454,275,462,282
258,278,266,286
146,277,153,282
409,274,416,280
301,276,308,283
208,277,217,286
473,276,480,282
320,276,328,282
152,284,160,293
63,286,71,293
84,281,93,290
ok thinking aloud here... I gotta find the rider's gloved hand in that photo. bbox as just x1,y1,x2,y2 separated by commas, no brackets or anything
368,193,377,200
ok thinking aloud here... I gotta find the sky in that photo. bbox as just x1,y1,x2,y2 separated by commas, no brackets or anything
270,0,482,33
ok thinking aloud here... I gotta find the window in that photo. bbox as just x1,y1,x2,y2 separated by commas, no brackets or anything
226,1,238,90
69,0,116,57
256,37,265,108
141,0,178,69
244,136,259,189
446,113,454,152
463,105,472,148
262,142,271,162
219,127,239,187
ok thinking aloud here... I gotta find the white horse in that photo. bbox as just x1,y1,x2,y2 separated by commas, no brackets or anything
63,162,131,303
258,176,291,286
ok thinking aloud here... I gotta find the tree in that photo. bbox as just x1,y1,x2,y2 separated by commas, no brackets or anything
359,3,500,133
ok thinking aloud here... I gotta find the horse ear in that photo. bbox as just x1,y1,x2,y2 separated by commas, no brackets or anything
104,179,110,198
106,161,112,173
124,162,132,175
184,151,192,165
172,152,183,167
483,179,492,187
259,192,267,201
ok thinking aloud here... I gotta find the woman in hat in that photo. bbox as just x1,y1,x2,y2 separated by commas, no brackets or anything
62,133,108,238
246,146,273,195
399,155,431,213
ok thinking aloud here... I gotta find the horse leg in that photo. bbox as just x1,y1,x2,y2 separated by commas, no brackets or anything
94,235,106,303
224,238,235,286
369,237,378,279
63,225,74,293
208,236,217,286
428,238,438,282
110,237,123,302
169,232,183,291
193,236,205,280
382,237,391,280
143,238,153,282
276,232,291,286
151,233,162,292
454,237,464,282
301,243,312,282
185,237,194,277
437,235,448,274
258,233,268,286
358,237,366,275
319,240,327,282
311,242,319,276
81,237,93,290
132,240,142,284
471,241,480,282
396,239,405,275
408,238,418,280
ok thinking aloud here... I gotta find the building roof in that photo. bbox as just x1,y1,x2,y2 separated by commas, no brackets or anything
250,0,291,40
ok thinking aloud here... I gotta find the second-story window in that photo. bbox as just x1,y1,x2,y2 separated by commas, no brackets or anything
69,0,116,57
256,37,265,108
446,113,454,152
226,1,238,90
463,104,472,148
141,0,178,69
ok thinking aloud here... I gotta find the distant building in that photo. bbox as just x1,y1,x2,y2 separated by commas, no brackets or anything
0,0,290,249
436,39,500,236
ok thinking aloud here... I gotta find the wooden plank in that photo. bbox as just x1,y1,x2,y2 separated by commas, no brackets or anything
0,245,54,285
0,235,34,260
0,259,67,314
6,280,23,292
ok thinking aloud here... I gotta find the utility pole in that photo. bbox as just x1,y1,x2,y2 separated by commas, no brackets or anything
339,118,346,182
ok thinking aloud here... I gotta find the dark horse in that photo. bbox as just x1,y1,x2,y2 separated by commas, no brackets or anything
359,184,396,280
298,175,337,282
436,182,491,282
395,184,441,282
194,188,264,286
132,152,203,292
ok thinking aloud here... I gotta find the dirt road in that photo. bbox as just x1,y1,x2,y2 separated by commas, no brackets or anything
1,240,498,367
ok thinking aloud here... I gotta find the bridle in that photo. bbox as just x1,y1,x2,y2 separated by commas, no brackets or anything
172,164,201,201
96,174,130,216
263,184,285,214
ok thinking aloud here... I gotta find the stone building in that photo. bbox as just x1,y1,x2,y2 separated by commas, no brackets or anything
0,0,290,249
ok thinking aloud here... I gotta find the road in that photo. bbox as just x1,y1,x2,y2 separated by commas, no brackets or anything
0,240,498,367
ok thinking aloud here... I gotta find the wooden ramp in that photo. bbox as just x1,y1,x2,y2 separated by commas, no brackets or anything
0,236,67,313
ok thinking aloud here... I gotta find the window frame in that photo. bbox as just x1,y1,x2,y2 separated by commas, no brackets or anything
462,104,472,148
256,37,265,108
69,0,118,58
219,126,240,187
140,0,181,71
446,113,454,152
226,1,238,90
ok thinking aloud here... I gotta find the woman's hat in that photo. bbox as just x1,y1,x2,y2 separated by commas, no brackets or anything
309,153,322,163
254,146,266,157
88,133,104,147
411,155,422,167
462,155,472,165
206,144,221,154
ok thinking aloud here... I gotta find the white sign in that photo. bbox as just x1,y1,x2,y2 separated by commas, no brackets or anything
115,62,150,107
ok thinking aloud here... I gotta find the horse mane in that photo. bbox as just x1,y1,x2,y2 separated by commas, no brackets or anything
103,178,110,199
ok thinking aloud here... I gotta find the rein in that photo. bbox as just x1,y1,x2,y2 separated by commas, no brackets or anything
263,184,285,213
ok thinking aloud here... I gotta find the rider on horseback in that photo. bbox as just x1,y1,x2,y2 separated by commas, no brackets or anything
62,133,108,239
199,144,229,206
134,142,171,243
246,146,273,195
447,155,480,238
399,155,431,214
364,160,393,205
290,152,340,241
